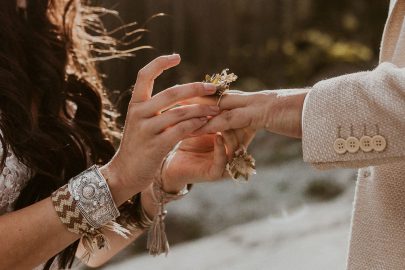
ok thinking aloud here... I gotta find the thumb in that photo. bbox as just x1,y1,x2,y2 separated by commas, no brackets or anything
210,134,228,180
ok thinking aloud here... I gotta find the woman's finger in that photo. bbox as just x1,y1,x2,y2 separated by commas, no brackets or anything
130,54,181,104
209,134,228,180
161,117,209,147
222,130,239,160
147,104,220,134
143,82,217,117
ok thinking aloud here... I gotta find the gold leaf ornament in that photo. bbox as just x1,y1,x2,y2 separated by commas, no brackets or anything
204,69,238,97
203,69,256,182
226,147,257,182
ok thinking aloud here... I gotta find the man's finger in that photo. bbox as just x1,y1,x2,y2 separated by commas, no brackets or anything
181,90,250,109
131,54,181,104
194,108,251,134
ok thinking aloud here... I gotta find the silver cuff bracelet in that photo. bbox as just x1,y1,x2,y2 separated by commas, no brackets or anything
68,165,120,228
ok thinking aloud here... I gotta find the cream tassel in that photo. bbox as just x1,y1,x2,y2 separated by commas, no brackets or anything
146,153,191,256
147,206,169,256
104,220,132,239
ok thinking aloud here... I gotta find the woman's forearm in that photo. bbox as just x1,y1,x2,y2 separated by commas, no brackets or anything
0,164,141,270
77,184,158,268
0,198,79,269
76,218,145,268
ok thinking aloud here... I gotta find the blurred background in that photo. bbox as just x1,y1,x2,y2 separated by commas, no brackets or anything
84,0,389,269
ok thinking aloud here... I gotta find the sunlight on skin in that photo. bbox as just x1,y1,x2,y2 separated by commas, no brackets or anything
182,88,308,139
274,88,311,97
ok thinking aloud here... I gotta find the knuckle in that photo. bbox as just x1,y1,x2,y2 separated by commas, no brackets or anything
165,87,180,100
137,68,148,80
191,118,203,128
201,105,212,114
192,82,205,94
223,110,234,122
139,121,153,133
173,107,187,118
128,103,142,117
177,124,189,135
151,56,168,69
156,55,168,63
176,124,187,134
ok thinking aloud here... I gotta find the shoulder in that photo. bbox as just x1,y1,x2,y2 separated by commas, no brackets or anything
0,130,31,214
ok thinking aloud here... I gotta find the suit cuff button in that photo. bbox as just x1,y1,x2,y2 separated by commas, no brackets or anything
372,135,387,152
345,137,360,153
334,138,347,154
360,136,373,152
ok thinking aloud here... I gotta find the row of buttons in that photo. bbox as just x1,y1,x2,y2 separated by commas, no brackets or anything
333,135,387,154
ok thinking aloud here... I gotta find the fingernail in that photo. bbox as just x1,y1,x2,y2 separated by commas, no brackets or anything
204,83,217,94
168,54,180,61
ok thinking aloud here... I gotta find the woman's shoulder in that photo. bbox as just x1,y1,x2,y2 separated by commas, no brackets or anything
0,131,31,215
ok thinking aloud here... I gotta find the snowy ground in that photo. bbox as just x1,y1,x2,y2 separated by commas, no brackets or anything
98,160,356,270
105,194,352,270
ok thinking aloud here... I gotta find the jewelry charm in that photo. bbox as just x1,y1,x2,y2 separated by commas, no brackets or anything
203,70,256,181
204,69,238,106
227,147,256,182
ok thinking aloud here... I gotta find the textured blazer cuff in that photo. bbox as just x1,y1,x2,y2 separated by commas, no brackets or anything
301,63,405,169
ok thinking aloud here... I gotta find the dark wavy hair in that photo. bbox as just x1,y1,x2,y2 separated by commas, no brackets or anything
0,0,142,268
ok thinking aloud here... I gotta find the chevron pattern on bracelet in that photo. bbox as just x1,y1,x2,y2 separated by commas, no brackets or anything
51,184,91,235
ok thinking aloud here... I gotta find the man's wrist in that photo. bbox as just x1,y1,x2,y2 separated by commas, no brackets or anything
265,89,308,138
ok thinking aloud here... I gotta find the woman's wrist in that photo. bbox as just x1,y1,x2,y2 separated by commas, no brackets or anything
159,156,189,194
162,175,188,194
140,184,158,219
99,162,144,206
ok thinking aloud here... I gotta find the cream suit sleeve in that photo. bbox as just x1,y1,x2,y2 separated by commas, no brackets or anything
302,62,405,169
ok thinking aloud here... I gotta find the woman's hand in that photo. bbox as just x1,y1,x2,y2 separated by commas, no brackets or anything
190,89,309,138
160,134,227,193
160,129,256,193
102,55,220,204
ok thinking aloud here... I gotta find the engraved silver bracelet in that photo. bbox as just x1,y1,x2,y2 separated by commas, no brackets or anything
68,165,120,228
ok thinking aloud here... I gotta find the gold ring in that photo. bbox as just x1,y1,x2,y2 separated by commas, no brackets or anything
216,93,225,107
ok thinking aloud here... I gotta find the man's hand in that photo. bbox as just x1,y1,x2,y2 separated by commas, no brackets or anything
190,89,308,138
